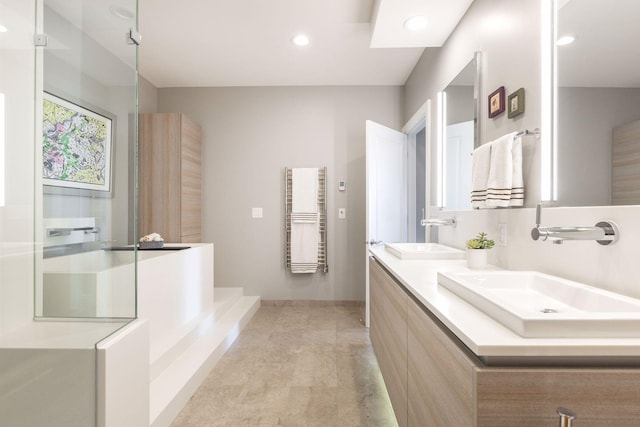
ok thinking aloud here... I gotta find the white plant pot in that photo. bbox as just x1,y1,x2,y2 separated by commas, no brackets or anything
466,249,488,269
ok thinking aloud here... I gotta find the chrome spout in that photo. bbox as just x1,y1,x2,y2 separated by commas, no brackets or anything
531,222,618,245
421,217,456,228
531,225,607,242
531,204,619,245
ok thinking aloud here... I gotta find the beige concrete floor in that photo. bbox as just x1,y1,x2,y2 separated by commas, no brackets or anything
171,301,398,427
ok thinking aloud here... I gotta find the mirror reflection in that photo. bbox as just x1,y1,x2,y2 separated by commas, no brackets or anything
439,53,480,211
555,0,640,206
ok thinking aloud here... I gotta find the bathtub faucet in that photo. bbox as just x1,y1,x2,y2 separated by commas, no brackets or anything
530,204,619,245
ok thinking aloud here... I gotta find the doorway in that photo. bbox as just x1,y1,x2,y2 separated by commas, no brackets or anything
364,101,430,326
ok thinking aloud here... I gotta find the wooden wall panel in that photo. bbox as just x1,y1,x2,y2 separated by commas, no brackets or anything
180,115,202,239
612,119,640,205
138,113,201,243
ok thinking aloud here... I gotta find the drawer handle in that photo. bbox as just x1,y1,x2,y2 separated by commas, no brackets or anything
557,407,576,427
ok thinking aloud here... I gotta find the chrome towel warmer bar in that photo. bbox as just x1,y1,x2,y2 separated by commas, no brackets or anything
284,167,328,273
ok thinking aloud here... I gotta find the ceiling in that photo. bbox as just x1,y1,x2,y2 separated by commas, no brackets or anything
137,0,474,88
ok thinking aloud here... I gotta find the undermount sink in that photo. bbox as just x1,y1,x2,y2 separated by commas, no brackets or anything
384,243,465,260
437,271,640,338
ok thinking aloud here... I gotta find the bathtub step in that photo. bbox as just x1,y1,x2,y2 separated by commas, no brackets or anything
149,287,247,381
212,287,245,320
149,291,260,427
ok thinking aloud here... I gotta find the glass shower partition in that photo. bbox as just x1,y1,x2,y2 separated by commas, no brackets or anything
0,0,139,425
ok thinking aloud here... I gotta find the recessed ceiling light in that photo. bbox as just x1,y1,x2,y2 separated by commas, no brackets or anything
0,24,8,33
109,5,135,21
403,15,428,32
292,34,310,47
557,34,576,46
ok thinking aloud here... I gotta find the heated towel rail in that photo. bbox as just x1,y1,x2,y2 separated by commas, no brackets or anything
284,167,328,273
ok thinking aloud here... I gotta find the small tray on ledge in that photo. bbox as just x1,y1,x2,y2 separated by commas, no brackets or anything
138,241,164,249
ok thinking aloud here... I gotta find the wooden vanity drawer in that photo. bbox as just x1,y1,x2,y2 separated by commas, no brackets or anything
370,258,408,427
408,299,477,427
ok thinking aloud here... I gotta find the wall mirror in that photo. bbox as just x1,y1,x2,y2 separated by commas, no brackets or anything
554,0,640,206
436,51,481,211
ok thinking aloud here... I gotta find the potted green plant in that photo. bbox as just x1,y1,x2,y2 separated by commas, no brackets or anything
465,232,495,269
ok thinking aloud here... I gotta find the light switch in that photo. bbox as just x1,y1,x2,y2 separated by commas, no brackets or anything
338,180,346,191
252,207,263,218
338,208,346,219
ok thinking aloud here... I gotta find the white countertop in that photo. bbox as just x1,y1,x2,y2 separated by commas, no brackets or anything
370,246,640,358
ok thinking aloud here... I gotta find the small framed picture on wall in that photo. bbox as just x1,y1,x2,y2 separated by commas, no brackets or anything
508,88,525,118
488,86,505,118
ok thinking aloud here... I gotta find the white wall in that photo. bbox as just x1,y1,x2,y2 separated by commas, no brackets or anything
139,76,159,115
438,206,640,300
446,85,474,125
158,86,403,300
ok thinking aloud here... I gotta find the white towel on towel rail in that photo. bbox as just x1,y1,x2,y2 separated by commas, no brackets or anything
291,213,318,224
486,132,523,207
508,135,524,207
290,213,319,273
290,168,320,273
471,142,492,209
292,168,318,214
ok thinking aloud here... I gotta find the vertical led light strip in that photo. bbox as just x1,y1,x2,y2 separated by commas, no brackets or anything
551,0,559,201
540,0,556,201
0,93,5,207
436,91,444,207
441,91,448,208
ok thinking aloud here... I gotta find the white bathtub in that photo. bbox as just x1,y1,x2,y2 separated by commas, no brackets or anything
26,244,215,427
41,245,207,319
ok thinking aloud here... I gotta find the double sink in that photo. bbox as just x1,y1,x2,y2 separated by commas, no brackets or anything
385,243,640,338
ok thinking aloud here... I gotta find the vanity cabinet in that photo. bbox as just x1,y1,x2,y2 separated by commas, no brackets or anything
370,257,640,427
138,113,202,243
407,298,475,426
369,257,408,426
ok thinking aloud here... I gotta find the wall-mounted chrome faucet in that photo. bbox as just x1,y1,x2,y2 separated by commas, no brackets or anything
421,217,457,228
531,204,619,245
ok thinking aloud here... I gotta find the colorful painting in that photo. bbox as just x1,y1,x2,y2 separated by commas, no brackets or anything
42,92,113,192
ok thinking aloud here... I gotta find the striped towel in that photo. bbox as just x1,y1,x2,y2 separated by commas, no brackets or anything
486,132,523,207
290,213,319,273
290,168,320,273
471,142,492,209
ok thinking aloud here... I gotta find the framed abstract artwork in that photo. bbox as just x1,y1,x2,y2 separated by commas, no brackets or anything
42,92,114,196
